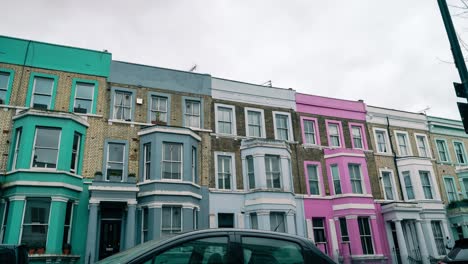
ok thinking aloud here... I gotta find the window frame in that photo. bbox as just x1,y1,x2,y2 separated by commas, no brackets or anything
161,142,183,181
103,140,129,182
245,155,256,190
161,206,182,234
244,107,266,138
358,217,375,255
349,123,367,150
70,132,82,174
402,171,415,200
143,143,151,181
304,161,322,196
217,213,235,228
192,147,197,183
330,164,342,195
12,127,22,171
20,198,51,248
146,92,172,125
435,138,451,163
380,169,397,201
312,217,327,243
431,221,446,256
414,133,431,158
269,212,286,232
325,120,344,148
141,207,149,243
339,217,349,242
31,127,62,170
453,141,467,165
26,72,58,110
444,176,458,203
214,152,236,190
348,163,365,194
300,116,320,146
265,155,282,189
373,128,391,154
419,170,434,200
214,103,237,135
0,68,15,105
69,79,98,114
183,97,203,129
109,86,136,122
394,130,412,157
272,111,294,141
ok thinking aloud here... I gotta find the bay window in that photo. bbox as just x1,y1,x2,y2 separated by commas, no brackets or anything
162,206,182,234
265,155,281,189
162,143,182,180
32,127,61,169
349,164,363,194
21,198,50,248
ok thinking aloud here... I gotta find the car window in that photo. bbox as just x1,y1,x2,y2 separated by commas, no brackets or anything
149,236,228,264
448,247,468,260
241,236,304,264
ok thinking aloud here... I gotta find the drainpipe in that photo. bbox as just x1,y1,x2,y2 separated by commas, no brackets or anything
386,117,404,201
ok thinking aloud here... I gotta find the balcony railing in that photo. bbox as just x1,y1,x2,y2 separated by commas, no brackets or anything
447,199,468,209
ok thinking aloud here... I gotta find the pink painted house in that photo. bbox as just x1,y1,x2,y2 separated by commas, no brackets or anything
296,93,390,263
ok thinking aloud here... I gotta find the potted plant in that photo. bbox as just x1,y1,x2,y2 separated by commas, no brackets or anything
94,171,103,181
28,245,36,255
36,244,45,254
62,243,71,255
151,112,167,126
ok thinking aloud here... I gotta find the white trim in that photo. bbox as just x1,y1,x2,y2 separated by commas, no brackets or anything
138,126,201,141
105,142,126,182
137,190,202,199
6,169,83,179
434,138,451,163
244,107,266,138
30,127,62,170
214,103,237,136
3,181,83,192
12,128,22,170
330,164,341,195
73,81,95,114
143,142,151,182
272,111,294,142
332,203,375,211
51,196,68,203
214,152,237,190
140,202,199,210
18,200,26,244
372,127,391,154
394,130,412,157
414,133,432,158
244,197,296,207
379,169,398,201
137,179,201,189
8,196,26,201
161,142,183,181
453,140,467,165
13,109,89,127
305,163,322,196
324,152,366,159
88,185,139,192
349,163,367,195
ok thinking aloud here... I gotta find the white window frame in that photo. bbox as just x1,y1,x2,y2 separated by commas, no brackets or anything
0,72,11,104
31,127,62,170
31,76,54,109
330,164,342,195
12,128,22,170
394,130,412,157
272,111,294,141
143,143,151,181
265,155,282,189
414,133,431,158
379,169,397,201
113,90,133,121
402,171,415,200
444,177,458,203
373,128,391,154
245,155,256,190
302,118,318,145
214,152,236,190
350,125,364,149
192,147,196,183
149,95,169,123
358,217,375,255
435,138,451,163
105,142,126,182
244,107,266,138
327,122,342,148
215,103,237,135
70,132,81,173
184,99,201,128
453,141,467,165
306,164,321,196
419,170,434,200
349,163,365,194
141,207,149,243
161,205,182,234
73,82,95,114
161,142,183,181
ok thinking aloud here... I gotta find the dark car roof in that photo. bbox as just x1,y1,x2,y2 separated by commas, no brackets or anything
97,228,331,264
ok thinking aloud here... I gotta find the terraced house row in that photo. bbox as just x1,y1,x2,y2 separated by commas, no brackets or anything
0,35,467,264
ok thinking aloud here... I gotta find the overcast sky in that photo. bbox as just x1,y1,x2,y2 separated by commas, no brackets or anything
1,0,467,119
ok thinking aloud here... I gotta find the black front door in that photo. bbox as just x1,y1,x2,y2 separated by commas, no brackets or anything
99,220,122,260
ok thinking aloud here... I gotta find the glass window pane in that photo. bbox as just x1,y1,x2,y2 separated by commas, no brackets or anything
0,90,6,103
108,144,124,162
241,236,304,264
0,72,9,90
74,99,92,113
34,77,54,95
218,213,234,228
32,94,51,108
75,82,94,99
33,148,58,168
36,128,60,148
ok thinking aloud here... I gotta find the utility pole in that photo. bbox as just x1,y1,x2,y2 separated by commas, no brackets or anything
437,0,468,132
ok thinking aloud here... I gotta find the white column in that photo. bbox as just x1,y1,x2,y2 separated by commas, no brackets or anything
237,213,245,229
421,219,438,256
286,212,295,235
329,218,339,262
394,220,408,262
306,219,314,241
209,213,216,228
257,210,270,231
415,220,430,264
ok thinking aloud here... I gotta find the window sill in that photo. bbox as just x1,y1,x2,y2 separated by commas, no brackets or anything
75,112,103,118
189,127,212,133
374,152,394,157
138,179,200,188
0,104,27,110
211,133,244,140
7,169,83,179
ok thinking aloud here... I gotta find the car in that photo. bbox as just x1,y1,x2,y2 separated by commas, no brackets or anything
96,228,336,264
439,239,468,264
0,244,29,264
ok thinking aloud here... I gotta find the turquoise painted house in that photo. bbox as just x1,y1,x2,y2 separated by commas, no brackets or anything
0,35,111,264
